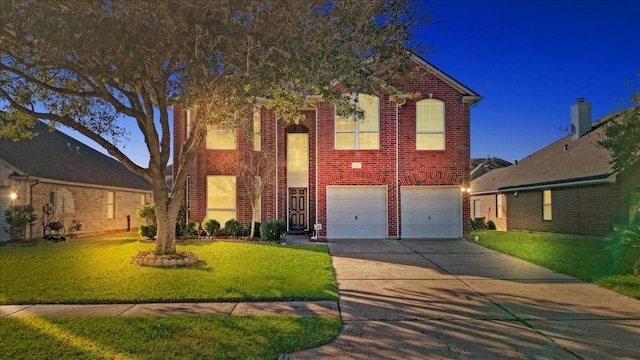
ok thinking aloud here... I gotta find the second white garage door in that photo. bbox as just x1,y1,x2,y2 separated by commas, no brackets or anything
401,186,462,238
326,186,387,239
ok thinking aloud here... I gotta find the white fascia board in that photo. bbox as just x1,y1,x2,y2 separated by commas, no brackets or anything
410,55,481,98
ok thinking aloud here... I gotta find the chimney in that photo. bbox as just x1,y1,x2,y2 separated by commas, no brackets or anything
570,97,591,140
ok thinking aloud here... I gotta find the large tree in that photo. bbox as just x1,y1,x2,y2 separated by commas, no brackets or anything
599,86,640,172
1,0,427,254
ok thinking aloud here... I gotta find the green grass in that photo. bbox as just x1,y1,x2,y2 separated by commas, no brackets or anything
0,315,341,360
0,233,338,304
472,230,640,299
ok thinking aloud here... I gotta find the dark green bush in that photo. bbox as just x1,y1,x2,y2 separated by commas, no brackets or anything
4,205,38,241
246,222,261,239
139,224,157,240
260,219,286,241
202,218,220,237
182,220,199,238
225,219,243,237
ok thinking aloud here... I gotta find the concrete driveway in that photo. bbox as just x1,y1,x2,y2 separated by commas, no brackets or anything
282,238,640,359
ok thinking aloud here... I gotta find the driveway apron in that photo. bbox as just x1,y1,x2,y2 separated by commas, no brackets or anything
281,238,640,359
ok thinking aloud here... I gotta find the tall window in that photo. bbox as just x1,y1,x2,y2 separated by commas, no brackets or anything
140,194,146,206
473,199,481,218
335,93,379,150
207,175,236,226
253,108,261,151
542,189,552,220
416,99,445,150
107,191,115,219
206,123,236,149
497,194,503,219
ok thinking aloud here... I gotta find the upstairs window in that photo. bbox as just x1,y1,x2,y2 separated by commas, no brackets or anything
335,94,379,150
206,123,236,150
416,99,445,150
253,108,261,151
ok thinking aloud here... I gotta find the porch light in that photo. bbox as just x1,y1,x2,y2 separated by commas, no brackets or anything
9,192,18,200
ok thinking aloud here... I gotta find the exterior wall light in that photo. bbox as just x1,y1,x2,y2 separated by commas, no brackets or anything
10,192,18,201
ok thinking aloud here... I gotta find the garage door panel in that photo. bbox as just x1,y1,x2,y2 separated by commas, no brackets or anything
327,187,387,239
401,186,461,239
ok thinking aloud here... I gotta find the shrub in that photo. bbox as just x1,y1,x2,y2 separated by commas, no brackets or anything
4,205,38,241
136,203,156,224
260,219,286,241
225,219,243,237
182,220,200,238
486,220,497,230
139,224,157,240
202,218,220,237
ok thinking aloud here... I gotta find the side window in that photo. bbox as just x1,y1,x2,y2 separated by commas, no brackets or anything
335,93,379,150
107,191,115,219
542,189,552,220
416,99,445,150
497,194,503,219
473,199,481,218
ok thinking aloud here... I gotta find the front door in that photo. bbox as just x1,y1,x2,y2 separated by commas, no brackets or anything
289,188,307,232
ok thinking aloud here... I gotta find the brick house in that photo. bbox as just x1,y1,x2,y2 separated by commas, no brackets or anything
0,121,152,241
174,55,482,239
470,99,640,236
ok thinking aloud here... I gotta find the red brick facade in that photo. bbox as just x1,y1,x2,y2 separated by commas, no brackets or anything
173,57,480,239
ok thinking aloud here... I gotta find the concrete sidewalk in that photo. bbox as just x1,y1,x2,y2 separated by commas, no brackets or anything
1,301,338,318
282,238,640,360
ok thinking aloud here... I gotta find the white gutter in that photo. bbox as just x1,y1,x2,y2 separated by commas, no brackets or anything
9,176,152,193
470,173,617,196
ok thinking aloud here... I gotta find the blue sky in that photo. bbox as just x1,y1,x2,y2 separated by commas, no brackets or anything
61,0,640,166
421,0,640,162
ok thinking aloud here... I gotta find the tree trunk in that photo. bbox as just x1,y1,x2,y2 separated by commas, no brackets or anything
150,178,180,255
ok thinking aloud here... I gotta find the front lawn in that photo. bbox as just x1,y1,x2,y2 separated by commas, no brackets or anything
0,315,341,360
472,230,640,299
0,233,338,304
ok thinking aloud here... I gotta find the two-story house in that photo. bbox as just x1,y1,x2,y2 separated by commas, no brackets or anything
173,54,481,239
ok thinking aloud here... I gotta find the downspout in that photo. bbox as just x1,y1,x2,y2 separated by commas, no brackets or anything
28,179,40,240
275,114,279,220
395,96,406,240
309,102,319,240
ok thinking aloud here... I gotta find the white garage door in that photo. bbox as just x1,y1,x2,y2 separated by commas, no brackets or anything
401,186,462,238
326,186,387,239
0,187,11,242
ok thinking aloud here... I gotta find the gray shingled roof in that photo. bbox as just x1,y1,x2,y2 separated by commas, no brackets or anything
0,121,151,191
471,111,620,194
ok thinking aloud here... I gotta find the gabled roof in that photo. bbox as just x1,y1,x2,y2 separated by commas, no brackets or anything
471,111,622,194
0,121,151,191
410,53,482,104
470,157,512,180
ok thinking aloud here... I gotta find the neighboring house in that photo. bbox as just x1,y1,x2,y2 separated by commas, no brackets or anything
470,157,511,180
470,98,640,236
174,54,482,240
0,121,152,241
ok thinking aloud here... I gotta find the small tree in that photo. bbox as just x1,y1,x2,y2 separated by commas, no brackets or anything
4,205,38,241
240,151,276,239
136,203,156,225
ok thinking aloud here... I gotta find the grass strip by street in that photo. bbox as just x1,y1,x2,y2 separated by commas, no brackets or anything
0,315,341,360
0,233,338,304
472,230,640,299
